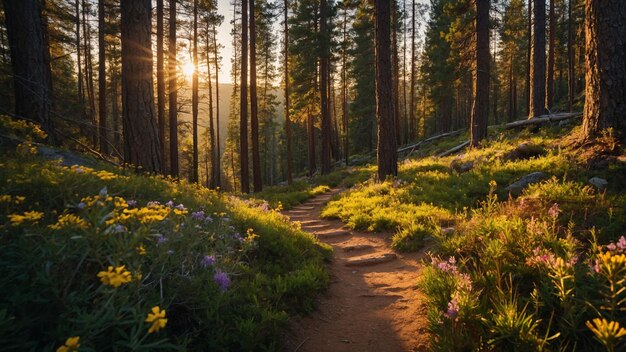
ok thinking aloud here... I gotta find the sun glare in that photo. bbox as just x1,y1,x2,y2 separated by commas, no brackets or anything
182,60,195,80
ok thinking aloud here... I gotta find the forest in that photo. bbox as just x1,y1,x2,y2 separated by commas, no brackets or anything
0,0,625,351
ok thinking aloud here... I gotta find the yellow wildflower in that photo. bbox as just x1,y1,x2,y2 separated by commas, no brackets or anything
94,170,117,181
14,196,25,204
8,211,44,226
56,336,80,352
48,214,89,230
136,244,147,255
97,265,132,288
145,306,167,333
173,208,188,216
0,195,11,203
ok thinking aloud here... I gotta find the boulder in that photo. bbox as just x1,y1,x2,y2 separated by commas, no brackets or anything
450,159,474,173
505,172,549,196
588,177,608,190
503,141,546,161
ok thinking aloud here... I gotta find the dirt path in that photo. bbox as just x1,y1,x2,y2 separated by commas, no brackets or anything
282,189,431,352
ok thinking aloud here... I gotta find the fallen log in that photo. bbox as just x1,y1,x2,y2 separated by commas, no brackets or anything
505,112,582,129
397,129,465,154
437,140,470,157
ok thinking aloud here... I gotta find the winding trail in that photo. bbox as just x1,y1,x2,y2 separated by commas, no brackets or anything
282,189,431,352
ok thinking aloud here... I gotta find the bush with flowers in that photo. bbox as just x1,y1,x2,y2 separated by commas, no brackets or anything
0,120,331,351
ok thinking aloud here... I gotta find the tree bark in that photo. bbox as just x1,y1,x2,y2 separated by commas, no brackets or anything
341,2,349,166
205,22,216,189
156,0,166,173
212,24,221,188
307,107,316,176
391,0,401,143
191,0,199,183
2,0,55,142
284,0,293,184
75,0,85,134
375,0,398,181
240,0,250,193
546,0,555,111
320,0,332,174
470,0,489,147
529,0,546,118
83,0,96,145
120,0,161,172
168,0,179,177
98,0,107,153
410,0,416,141
567,0,574,112
250,0,262,191
582,0,626,138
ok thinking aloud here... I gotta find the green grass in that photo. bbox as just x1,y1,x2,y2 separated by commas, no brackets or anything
249,166,372,210
0,117,332,351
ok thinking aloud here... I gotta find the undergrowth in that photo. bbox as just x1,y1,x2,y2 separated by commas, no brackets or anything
0,116,331,351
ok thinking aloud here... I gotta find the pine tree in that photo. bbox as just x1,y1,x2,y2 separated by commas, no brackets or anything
374,0,397,180
120,0,161,172
470,0,489,147
529,0,546,118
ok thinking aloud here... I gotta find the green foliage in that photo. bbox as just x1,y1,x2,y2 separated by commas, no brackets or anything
0,131,330,351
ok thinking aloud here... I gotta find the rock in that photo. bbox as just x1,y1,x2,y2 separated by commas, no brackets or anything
302,223,331,231
314,229,351,237
441,227,455,236
505,172,550,196
589,177,608,190
450,159,474,173
343,244,374,252
503,141,546,161
345,253,397,267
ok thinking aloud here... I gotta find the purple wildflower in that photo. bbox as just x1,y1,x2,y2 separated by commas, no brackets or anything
617,236,626,251
548,203,561,218
201,255,216,268
213,270,230,292
99,187,108,198
444,297,459,319
126,200,137,207
192,210,205,221
113,224,126,233
157,235,168,244
204,215,213,223
77,202,86,209
176,203,187,211
74,166,84,174
165,200,174,208
167,250,174,256
607,243,617,251
233,233,243,242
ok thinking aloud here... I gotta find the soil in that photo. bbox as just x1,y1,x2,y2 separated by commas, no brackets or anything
282,189,431,352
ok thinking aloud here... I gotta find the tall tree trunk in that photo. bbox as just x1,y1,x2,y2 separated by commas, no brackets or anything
240,0,250,193
206,22,216,189
98,0,107,153
546,0,555,111
508,55,514,121
75,0,85,132
284,0,293,184
212,24,221,188
168,0,179,177
320,0,331,174
391,0,401,142
112,71,120,151
409,0,416,141
530,0,546,118
375,0,397,181
402,0,408,144
156,0,166,173
526,0,531,116
83,0,96,145
120,0,161,172
191,0,199,183
3,0,55,142
567,0,574,112
470,0,489,147
307,107,316,176
582,0,626,138
249,0,262,191
341,2,348,166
